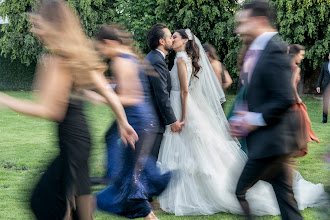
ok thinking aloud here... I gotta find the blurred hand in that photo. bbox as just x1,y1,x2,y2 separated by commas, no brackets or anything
236,111,259,134
229,119,245,138
316,87,320,93
297,98,302,104
118,121,138,150
170,120,182,133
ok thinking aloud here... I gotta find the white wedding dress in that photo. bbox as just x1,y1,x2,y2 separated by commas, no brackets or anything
157,50,326,216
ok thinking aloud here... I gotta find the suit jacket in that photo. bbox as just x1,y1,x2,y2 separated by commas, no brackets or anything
245,35,298,159
317,62,330,90
144,50,176,133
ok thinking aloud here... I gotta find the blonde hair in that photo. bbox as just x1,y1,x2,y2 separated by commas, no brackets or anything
30,0,107,90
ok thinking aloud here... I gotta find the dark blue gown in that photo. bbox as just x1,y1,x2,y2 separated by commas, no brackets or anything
96,54,171,218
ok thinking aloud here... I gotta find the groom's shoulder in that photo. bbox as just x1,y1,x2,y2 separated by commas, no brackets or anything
145,50,163,65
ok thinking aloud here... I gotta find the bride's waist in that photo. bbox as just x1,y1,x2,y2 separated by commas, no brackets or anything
170,90,181,93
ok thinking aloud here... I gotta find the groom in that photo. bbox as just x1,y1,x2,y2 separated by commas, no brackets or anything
231,1,302,219
144,23,182,159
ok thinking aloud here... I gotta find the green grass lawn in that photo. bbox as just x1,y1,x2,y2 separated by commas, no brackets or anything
0,92,329,219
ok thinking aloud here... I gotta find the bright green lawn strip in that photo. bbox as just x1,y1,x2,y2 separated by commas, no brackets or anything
0,92,328,219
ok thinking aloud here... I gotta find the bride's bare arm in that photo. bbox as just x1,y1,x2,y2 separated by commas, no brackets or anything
0,55,71,122
177,58,189,124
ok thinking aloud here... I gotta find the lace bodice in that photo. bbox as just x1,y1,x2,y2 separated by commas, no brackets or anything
170,52,192,91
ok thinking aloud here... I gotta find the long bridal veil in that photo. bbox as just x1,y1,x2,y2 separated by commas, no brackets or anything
189,35,245,151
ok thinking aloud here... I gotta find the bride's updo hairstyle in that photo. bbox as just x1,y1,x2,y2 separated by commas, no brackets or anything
175,29,201,78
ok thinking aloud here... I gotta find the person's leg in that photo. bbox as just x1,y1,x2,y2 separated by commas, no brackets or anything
150,133,163,160
269,158,303,220
322,84,330,123
74,195,94,220
236,159,268,219
144,211,159,220
105,121,123,181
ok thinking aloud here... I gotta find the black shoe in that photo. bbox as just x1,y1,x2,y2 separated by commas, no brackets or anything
90,176,108,186
322,113,328,123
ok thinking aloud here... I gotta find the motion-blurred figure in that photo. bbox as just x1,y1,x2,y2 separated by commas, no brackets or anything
289,44,319,157
88,25,171,220
203,44,233,90
203,43,232,110
0,0,137,219
316,52,330,123
231,1,303,219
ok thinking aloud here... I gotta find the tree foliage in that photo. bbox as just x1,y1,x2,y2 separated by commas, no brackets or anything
0,0,40,65
112,0,158,53
0,0,117,65
0,0,240,78
155,0,241,87
1,0,329,92
274,0,330,70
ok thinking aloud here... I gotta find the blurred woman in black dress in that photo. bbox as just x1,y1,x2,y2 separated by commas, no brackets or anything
0,0,137,219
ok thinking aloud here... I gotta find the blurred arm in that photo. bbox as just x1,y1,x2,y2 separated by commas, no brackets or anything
222,69,233,89
0,55,71,122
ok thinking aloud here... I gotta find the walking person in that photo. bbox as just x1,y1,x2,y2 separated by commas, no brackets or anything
316,52,330,123
231,1,303,219
289,44,319,157
0,1,137,219
87,25,171,220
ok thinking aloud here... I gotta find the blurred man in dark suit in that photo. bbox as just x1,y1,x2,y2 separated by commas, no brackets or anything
230,1,303,219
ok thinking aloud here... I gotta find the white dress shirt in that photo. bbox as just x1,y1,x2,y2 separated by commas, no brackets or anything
244,32,278,127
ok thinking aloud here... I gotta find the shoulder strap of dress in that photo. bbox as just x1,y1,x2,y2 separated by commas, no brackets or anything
176,52,191,64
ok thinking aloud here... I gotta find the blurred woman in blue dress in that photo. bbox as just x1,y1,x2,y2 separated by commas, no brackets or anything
86,25,171,220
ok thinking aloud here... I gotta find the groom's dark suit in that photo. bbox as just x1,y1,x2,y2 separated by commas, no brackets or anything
144,50,177,159
235,35,303,220
316,61,330,122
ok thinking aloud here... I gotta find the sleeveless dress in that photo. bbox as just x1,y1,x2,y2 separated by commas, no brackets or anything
96,54,171,218
30,96,91,219
158,52,325,216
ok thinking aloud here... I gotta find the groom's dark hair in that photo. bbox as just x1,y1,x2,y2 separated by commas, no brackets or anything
243,0,277,28
147,23,167,50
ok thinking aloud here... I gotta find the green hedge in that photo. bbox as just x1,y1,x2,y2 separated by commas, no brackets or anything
0,55,35,90
0,24,35,90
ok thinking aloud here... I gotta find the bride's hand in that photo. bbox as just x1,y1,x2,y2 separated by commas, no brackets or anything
117,121,138,150
179,121,185,134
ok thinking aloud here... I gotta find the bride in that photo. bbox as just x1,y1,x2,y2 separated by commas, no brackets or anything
157,29,325,216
